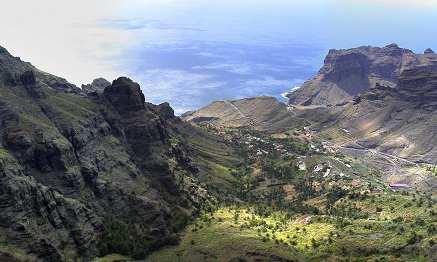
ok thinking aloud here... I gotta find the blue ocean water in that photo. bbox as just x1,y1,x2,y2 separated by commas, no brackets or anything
102,1,330,114
128,41,323,114
103,1,437,115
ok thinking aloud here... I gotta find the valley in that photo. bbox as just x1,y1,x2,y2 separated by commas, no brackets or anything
1,43,437,261
145,121,437,261
173,44,437,261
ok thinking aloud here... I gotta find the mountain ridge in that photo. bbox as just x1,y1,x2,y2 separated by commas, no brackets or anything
0,45,242,261
286,43,437,106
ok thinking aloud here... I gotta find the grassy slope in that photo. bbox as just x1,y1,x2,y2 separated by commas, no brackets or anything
144,126,437,262
147,196,436,262
177,122,243,196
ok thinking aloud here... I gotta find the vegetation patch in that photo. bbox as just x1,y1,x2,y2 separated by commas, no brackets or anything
145,125,437,261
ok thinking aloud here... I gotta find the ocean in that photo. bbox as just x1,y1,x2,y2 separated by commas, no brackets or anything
99,0,437,115
104,1,329,115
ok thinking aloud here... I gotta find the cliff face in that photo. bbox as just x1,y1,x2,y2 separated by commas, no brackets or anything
0,46,241,261
297,67,437,163
286,44,437,106
336,68,437,162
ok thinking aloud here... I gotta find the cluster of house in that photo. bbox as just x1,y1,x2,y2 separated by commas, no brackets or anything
242,135,269,156
311,163,384,193
313,165,323,172
312,162,332,178
240,135,294,158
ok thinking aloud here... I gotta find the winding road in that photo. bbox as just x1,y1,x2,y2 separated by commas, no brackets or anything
222,101,436,191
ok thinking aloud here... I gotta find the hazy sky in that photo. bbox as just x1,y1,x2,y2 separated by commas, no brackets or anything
1,0,437,114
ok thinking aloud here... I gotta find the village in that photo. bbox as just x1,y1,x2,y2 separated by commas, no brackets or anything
190,123,434,233
212,124,412,200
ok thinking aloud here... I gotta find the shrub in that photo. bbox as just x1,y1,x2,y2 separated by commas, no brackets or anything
168,211,189,233
99,213,184,259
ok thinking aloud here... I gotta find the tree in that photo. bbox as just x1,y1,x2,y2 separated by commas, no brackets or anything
311,237,318,249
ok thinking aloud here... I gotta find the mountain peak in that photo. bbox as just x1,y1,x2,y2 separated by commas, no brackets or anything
384,43,399,49
0,45,9,54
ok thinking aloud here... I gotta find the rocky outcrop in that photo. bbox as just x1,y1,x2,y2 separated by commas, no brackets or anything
424,48,435,55
0,45,82,95
156,102,176,121
0,158,100,261
396,69,437,106
103,77,145,113
81,78,111,93
36,71,83,94
286,44,437,106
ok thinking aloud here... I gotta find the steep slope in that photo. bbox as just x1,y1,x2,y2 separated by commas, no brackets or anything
286,44,437,106
337,68,437,162
0,46,82,95
0,46,242,261
297,67,437,163
181,96,307,133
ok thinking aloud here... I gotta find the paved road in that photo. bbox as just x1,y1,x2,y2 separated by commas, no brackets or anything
312,132,418,166
224,101,436,191
222,100,249,120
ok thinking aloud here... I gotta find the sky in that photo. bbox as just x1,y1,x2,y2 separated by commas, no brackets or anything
1,0,437,114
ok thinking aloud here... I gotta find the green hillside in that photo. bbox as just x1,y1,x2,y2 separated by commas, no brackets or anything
144,125,437,262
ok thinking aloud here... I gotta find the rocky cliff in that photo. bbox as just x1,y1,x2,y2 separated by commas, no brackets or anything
286,44,437,106
295,66,437,163
336,68,437,162
0,46,241,261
